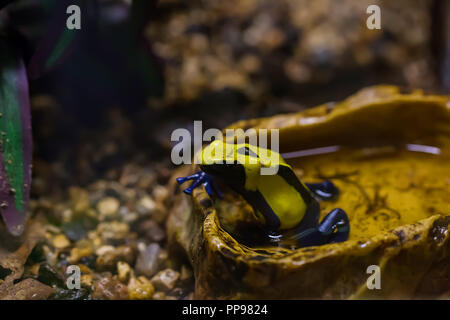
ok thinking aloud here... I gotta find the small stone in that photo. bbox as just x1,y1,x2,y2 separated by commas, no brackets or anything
97,221,130,242
135,243,161,277
152,185,168,203
138,220,166,242
90,234,103,248
51,234,71,249
239,54,260,74
122,211,138,224
96,245,136,271
77,264,93,274
37,263,65,288
95,245,115,256
97,197,120,219
68,240,93,264
53,287,90,300
136,196,156,216
157,249,169,270
92,276,128,300
152,202,168,224
119,206,138,223
46,224,62,234
128,276,155,300
69,187,90,213
152,291,166,300
117,261,132,283
43,245,57,266
150,269,180,292
81,274,93,287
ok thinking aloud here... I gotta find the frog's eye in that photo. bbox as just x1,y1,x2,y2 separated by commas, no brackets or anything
237,146,259,158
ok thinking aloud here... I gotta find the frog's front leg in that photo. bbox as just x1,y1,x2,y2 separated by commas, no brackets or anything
293,208,349,247
305,180,339,201
177,171,223,198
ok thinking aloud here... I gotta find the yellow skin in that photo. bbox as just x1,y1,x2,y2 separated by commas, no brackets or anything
198,140,309,229
178,140,349,247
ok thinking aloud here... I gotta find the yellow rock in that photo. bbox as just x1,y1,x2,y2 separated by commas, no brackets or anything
77,264,92,274
68,240,93,263
81,274,93,287
117,261,132,283
128,276,155,300
51,234,71,249
69,187,90,213
97,197,120,218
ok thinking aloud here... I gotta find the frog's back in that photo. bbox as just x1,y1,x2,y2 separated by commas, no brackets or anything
257,171,308,230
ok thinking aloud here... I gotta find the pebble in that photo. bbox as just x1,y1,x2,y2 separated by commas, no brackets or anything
37,263,65,288
68,240,93,263
92,276,128,300
152,202,168,224
128,276,155,300
117,261,132,283
69,187,90,213
136,196,156,216
43,245,58,266
152,185,168,203
151,269,180,292
95,245,115,256
119,206,138,223
97,197,120,220
51,234,71,249
77,264,93,274
152,291,166,300
138,220,166,242
81,274,93,287
135,243,162,277
96,245,136,271
97,221,130,242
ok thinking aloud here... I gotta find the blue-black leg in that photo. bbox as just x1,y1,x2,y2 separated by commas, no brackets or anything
317,208,349,243
177,171,223,198
293,208,349,247
306,180,339,201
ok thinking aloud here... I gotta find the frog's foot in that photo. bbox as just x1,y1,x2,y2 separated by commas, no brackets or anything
305,180,339,201
293,208,349,247
177,171,223,198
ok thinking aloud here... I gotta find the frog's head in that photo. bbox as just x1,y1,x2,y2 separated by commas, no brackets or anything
197,140,282,185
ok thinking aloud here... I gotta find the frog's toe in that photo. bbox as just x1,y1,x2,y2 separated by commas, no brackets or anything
306,180,339,201
177,173,201,184
178,171,222,198
177,177,188,184
184,178,203,194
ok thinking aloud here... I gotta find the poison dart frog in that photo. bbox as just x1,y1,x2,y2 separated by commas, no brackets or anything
177,140,350,247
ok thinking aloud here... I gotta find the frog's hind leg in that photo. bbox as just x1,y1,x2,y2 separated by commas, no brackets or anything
318,208,350,243
305,180,339,201
293,208,349,247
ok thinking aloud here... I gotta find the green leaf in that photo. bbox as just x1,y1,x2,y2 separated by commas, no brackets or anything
0,36,32,236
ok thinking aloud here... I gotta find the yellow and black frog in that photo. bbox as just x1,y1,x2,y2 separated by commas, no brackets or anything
177,140,349,247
